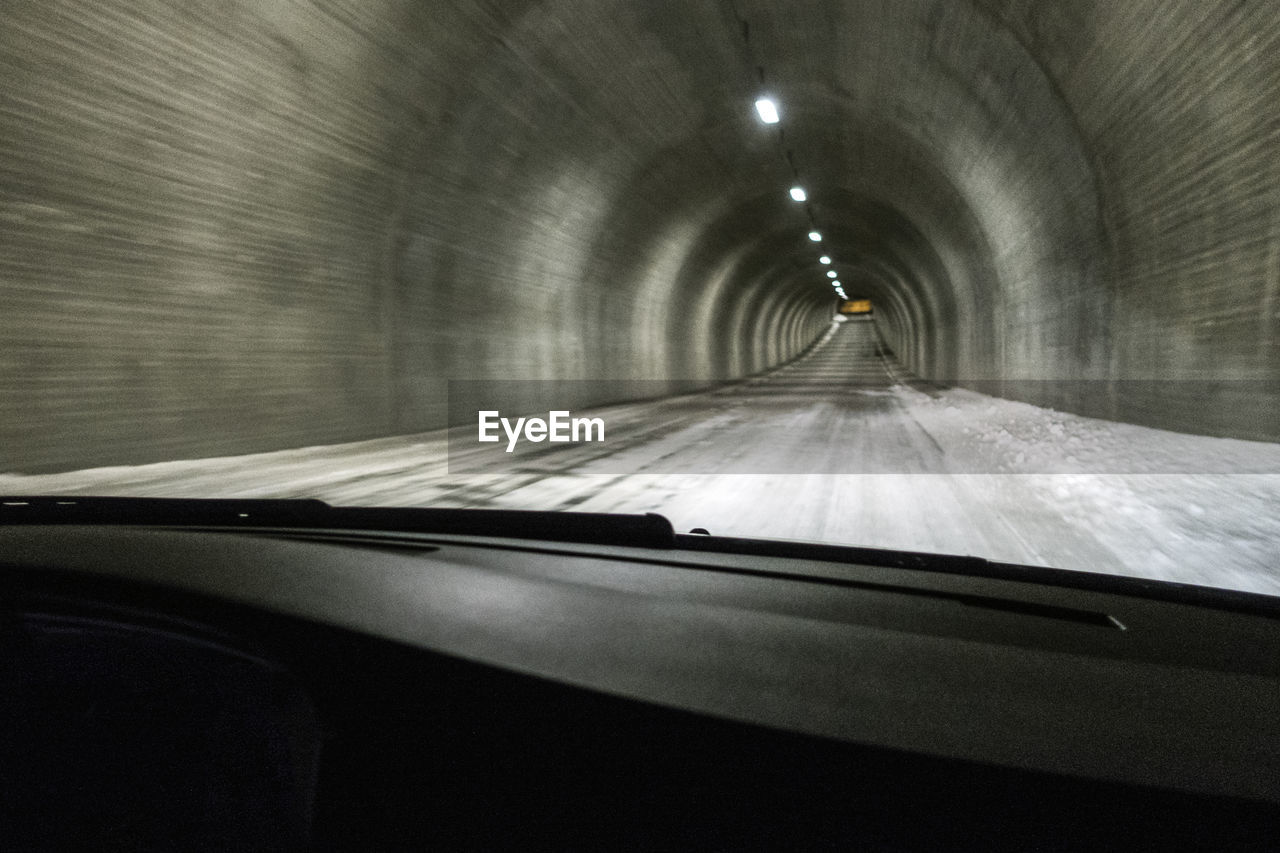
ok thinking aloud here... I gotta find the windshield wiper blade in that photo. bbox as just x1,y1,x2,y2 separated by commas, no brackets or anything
674,530,1280,620
5,497,1276,619
0,496,676,549
675,530,991,574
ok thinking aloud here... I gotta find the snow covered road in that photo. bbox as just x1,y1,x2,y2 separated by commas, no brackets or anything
5,317,1279,596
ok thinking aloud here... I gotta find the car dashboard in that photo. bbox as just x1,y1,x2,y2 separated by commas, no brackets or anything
1,499,1278,851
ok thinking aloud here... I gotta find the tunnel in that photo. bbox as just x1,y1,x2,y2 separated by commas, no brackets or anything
3,0,1277,472
2,2,1280,591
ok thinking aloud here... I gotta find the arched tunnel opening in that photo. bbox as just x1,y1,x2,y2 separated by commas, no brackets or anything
1,0,1279,591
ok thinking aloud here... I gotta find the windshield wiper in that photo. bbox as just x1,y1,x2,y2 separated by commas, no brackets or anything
4,496,1277,620
0,496,676,549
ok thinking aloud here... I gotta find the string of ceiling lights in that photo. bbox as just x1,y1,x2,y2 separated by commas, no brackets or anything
728,2,847,302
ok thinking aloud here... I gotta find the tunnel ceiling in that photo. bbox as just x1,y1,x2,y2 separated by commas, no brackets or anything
2,0,1278,471
394,0,1105,380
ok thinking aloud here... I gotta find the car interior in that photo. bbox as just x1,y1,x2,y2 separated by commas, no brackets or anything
2,498,1277,851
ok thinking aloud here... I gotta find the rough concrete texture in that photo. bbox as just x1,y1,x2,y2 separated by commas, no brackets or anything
1,0,1277,471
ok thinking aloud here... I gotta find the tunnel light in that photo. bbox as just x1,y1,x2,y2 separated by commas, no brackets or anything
819,255,831,264
832,280,841,287
808,231,822,242
826,270,837,278
755,97,780,124
789,186,807,202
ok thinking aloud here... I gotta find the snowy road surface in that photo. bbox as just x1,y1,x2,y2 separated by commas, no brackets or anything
4,317,1279,596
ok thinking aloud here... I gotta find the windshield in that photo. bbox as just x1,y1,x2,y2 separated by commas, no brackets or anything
2,1,1277,597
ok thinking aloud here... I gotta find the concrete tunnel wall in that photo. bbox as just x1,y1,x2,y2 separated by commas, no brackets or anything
1,0,1278,473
